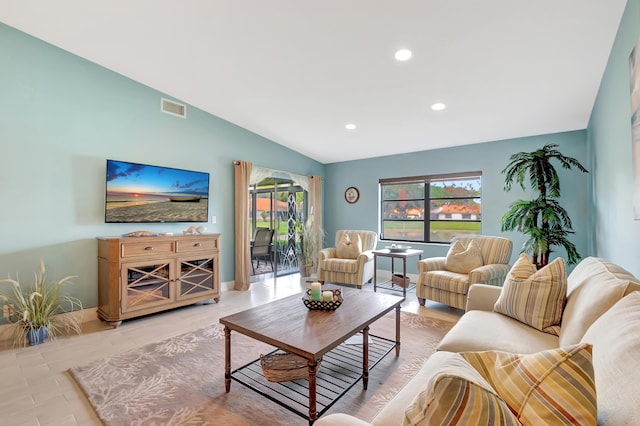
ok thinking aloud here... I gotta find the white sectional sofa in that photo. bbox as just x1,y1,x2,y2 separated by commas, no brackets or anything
316,257,640,426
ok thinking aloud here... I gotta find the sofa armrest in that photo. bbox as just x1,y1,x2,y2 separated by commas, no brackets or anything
319,247,337,260
465,284,502,312
467,263,511,287
314,414,373,426
417,257,446,273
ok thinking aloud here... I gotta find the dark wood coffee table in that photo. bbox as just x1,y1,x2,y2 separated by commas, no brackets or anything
220,288,404,423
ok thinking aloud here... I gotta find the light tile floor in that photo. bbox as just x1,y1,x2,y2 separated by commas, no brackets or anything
0,273,462,426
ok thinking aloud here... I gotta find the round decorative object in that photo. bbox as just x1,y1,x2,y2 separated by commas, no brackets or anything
344,187,360,204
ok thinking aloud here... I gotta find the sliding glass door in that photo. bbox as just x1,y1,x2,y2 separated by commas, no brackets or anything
249,178,307,277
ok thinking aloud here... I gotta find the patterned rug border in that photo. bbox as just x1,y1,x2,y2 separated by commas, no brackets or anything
69,310,455,425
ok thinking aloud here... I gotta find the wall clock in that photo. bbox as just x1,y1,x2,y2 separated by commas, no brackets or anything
344,187,360,204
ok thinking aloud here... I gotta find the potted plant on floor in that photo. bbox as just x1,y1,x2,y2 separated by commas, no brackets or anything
501,143,589,268
298,212,325,279
0,260,83,346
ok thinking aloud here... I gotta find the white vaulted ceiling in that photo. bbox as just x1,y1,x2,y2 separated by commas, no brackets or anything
0,1,627,163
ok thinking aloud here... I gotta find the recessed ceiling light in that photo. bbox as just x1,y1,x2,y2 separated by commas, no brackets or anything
345,123,357,130
431,103,446,111
394,49,412,61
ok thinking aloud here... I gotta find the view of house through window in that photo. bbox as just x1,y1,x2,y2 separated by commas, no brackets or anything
379,172,482,243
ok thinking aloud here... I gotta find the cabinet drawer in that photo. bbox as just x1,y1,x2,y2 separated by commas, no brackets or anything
176,238,217,253
121,241,174,258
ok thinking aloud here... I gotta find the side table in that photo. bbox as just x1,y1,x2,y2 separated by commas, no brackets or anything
372,248,424,299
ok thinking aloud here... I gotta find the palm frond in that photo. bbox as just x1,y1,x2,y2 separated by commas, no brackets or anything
501,143,588,267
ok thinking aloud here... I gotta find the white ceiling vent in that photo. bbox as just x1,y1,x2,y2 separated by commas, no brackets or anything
161,98,187,118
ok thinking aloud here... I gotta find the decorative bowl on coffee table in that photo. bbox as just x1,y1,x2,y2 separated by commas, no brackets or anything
303,288,343,311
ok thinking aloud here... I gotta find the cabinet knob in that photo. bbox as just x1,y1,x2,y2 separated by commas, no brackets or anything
145,246,154,251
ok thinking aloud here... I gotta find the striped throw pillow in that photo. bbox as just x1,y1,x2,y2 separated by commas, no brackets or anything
403,353,520,426
493,253,566,335
462,343,597,425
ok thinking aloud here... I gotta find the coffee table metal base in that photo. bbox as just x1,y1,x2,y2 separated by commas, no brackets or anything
230,333,396,424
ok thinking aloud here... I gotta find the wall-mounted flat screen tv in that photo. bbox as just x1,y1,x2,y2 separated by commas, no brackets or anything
105,159,209,223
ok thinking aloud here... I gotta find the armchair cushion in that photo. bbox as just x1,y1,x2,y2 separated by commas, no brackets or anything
336,233,362,259
494,254,566,336
445,240,483,274
320,258,359,274
422,271,470,295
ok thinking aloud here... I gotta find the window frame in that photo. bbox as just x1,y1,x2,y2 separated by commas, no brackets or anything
379,171,482,244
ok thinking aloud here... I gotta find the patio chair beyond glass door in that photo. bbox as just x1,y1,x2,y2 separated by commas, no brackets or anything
249,177,307,277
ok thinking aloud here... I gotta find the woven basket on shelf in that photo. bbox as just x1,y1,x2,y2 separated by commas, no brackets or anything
392,274,411,288
260,352,321,382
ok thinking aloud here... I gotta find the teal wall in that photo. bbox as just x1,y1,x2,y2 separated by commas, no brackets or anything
588,0,640,277
3,0,635,311
0,22,323,309
325,132,590,275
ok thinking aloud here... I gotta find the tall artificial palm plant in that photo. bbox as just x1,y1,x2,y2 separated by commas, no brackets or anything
501,143,588,268
297,208,325,277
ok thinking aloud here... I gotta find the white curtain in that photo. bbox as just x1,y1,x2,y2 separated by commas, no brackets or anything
308,174,323,237
250,165,310,192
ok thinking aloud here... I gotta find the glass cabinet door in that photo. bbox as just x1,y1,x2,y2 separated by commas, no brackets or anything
121,260,172,313
176,257,216,301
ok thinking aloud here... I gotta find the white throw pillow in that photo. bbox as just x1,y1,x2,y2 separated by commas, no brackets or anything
445,240,483,274
335,233,362,259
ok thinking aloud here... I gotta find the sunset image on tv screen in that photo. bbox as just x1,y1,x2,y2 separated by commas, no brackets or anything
105,160,209,223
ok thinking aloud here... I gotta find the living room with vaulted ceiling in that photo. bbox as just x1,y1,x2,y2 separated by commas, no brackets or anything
1,1,640,424
1,0,638,307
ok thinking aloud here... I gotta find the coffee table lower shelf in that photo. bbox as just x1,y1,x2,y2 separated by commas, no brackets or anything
230,333,396,423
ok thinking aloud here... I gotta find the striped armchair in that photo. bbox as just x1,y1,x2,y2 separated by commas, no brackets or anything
417,235,513,310
318,230,378,289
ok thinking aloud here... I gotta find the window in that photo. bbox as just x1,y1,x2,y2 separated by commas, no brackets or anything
379,172,482,243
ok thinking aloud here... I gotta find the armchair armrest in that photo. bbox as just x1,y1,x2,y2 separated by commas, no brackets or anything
319,247,337,260
417,257,446,273
465,284,502,312
358,250,374,263
467,263,511,287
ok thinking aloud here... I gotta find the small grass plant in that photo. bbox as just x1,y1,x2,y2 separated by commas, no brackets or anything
0,260,82,346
